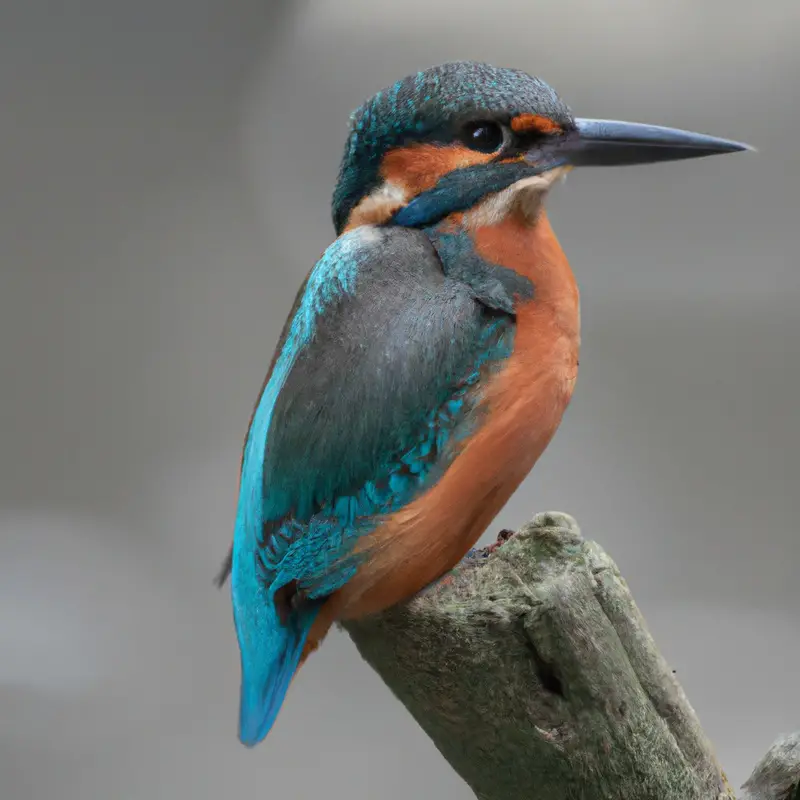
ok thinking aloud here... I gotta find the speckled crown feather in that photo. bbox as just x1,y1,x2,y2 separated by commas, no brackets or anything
331,61,574,233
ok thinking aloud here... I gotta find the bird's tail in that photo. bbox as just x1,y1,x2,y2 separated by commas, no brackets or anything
234,583,320,747
231,538,320,746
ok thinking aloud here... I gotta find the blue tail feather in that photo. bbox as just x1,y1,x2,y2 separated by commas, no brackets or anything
236,596,320,747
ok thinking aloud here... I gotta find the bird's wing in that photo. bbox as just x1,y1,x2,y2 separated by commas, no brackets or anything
229,224,515,600
229,224,516,745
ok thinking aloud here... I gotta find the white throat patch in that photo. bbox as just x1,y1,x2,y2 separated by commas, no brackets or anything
464,165,572,229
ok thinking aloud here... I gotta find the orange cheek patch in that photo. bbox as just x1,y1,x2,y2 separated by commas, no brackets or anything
511,114,563,136
380,143,496,195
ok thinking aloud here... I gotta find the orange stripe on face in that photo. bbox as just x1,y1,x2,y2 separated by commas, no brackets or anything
511,113,563,136
380,142,497,195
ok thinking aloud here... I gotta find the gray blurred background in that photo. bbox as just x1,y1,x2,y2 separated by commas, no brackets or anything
1,0,798,797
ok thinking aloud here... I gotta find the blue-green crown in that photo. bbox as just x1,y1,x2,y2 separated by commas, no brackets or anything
331,61,573,233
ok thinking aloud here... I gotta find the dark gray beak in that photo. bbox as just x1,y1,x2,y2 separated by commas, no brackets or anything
562,118,754,167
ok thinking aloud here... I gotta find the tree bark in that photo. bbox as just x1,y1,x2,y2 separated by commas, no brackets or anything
341,511,798,800
742,734,800,800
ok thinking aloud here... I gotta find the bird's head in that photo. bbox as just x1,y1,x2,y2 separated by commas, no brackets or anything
332,61,751,235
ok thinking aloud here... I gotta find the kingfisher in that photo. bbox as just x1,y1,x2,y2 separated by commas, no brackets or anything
216,60,750,747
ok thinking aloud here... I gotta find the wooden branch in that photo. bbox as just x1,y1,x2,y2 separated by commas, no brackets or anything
341,512,799,800
742,734,800,800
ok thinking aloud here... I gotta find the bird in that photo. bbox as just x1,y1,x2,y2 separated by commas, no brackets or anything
215,60,751,748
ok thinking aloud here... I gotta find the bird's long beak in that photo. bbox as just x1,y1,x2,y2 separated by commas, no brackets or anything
547,118,753,167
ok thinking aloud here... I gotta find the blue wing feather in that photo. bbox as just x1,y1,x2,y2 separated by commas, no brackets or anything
230,224,514,744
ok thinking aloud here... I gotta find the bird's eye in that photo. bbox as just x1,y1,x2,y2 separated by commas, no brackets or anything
460,121,507,154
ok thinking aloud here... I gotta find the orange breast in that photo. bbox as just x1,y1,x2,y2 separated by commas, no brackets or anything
322,210,581,624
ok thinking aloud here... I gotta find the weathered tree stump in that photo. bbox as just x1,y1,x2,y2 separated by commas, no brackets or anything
341,512,799,800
